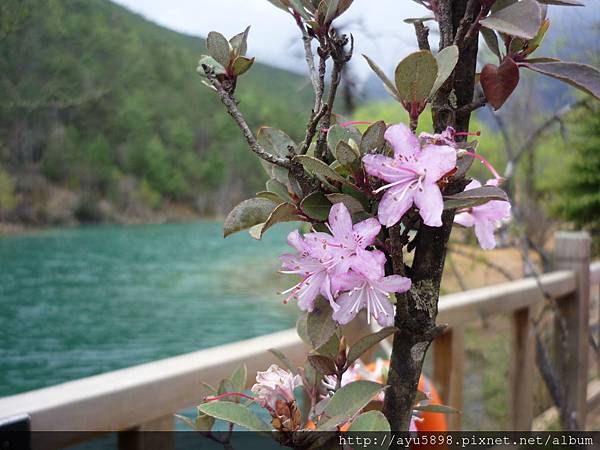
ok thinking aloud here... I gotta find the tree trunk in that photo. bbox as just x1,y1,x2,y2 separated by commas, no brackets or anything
383,0,480,432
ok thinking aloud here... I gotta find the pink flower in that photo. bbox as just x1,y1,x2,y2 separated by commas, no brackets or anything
363,123,457,228
304,203,381,275
251,364,302,409
454,179,511,250
332,250,411,327
280,203,381,312
279,230,336,312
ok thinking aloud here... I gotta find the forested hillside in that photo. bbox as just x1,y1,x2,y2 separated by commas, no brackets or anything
0,0,312,225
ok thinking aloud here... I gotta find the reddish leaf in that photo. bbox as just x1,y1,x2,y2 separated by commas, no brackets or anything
520,61,600,101
480,57,520,110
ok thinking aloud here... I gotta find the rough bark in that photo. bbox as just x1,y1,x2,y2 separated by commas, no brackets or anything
383,0,480,433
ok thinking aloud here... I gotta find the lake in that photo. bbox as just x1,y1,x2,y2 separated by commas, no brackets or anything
0,222,298,397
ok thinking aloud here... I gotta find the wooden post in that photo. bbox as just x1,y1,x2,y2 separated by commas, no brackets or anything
508,306,535,430
118,415,174,450
432,327,465,431
554,231,591,430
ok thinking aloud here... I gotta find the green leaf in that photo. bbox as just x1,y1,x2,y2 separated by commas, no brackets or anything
479,0,542,40
326,193,365,214
315,331,340,359
327,124,359,155
521,61,600,101
217,378,236,402
480,28,501,59
346,327,398,366
265,178,291,202
231,364,247,392
197,55,226,76
308,353,337,375
349,410,391,432
195,413,216,431
335,141,360,168
296,313,311,345
360,121,386,154
229,26,251,57
413,403,460,414
536,0,583,5
268,348,299,376
301,192,332,221
307,297,338,349
266,0,292,12
224,198,277,237
256,191,283,203
248,223,265,240
294,155,346,183
232,56,255,76
258,203,301,239
258,127,296,157
431,45,459,96
207,31,231,67
444,185,509,210
394,50,438,103
198,401,271,432
318,381,386,430
363,54,400,100
175,414,198,430
403,17,435,24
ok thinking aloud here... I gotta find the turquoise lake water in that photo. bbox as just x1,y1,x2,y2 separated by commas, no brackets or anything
0,222,299,397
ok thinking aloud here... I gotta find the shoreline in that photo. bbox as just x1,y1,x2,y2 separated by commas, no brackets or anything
0,215,225,237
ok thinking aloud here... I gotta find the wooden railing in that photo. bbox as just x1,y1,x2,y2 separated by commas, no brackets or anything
0,231,599,449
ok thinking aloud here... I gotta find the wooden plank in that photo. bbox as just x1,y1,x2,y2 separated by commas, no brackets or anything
432,327,464,431
437,270,576,328
554,231,591,430
508,306,535,430
0,328,308,447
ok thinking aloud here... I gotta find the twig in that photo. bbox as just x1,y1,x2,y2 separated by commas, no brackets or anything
505,98,590,179
315,33,353,161
299,105,329,155
413,22,431,51
456,95,487,114
453,0,481,47
203,67,291,169
436,0,454,49
447,254,468,290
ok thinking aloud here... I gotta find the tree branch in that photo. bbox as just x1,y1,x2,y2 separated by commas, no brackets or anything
456,95,487,115
203,67,292,169
413,22,431,51
508,98,590,176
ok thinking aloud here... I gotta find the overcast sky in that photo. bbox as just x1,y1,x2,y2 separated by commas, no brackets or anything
112,0,426,80
112,0,598,82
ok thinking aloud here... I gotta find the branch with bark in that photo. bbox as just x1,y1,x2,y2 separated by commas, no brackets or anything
202,67,292,169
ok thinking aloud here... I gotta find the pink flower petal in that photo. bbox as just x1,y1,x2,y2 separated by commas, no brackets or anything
329,203,354,240
332,291,362,325
418,144,457,182
374,274,412,294
377,184,415,227
474,220,497,250
413,183,444,227
363,154,408,183
353,217,381,246
385,123,420,159
454,212,475,227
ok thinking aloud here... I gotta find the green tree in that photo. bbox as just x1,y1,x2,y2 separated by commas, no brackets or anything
558,107,600,251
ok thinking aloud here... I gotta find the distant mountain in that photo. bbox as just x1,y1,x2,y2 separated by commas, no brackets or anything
0,0,312,225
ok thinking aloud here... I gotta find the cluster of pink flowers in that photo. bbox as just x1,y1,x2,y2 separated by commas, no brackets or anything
280,202,411,326
280,122,511,324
